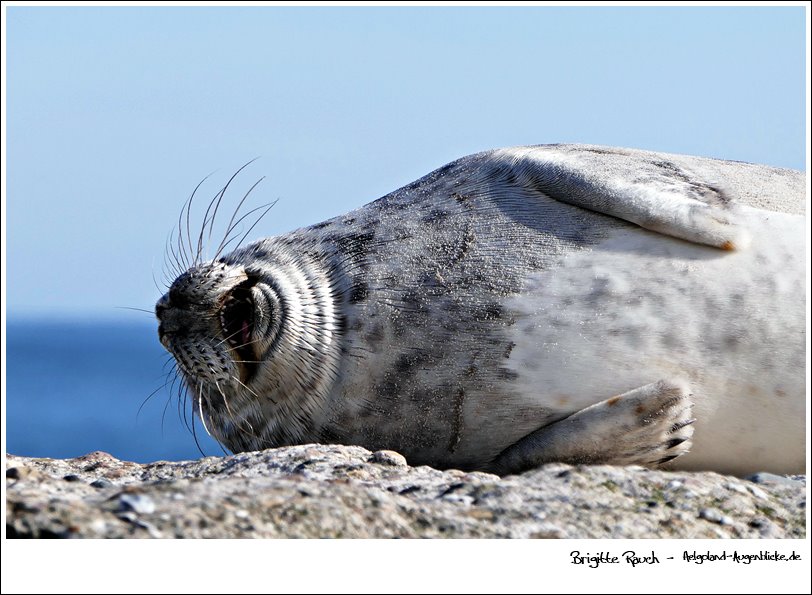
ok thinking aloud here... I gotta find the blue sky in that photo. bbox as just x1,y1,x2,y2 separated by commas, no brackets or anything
6,6,807,318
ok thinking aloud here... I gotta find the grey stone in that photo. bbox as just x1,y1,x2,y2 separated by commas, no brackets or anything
5,445,806,539
368,450,408,467
117,494,156,515
747,472,803,486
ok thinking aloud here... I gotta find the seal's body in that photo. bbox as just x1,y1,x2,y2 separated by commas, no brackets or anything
157,145,805,476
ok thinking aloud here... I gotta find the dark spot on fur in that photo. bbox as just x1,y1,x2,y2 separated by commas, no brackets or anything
448,388,465,453
319,427,341,442
390,315,407,338
394,351,431,377
332,231,376,261
580,147,631,156
652,160,690,181
349,282,369,304
310,221,331,230
473,303,503,322
422,208,450,224
364,323,384,344
497,367,519,381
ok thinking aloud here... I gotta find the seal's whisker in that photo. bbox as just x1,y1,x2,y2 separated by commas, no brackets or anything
167,227,186,280
213,176,267,261
204,159,260,261
197,385,214,439
227,201,277,259
223,336,263,352
215,379,258,438
230,375,259,398
160,378,175,435
214,199,275,262
163,228,182,283
188,400,206,457
183,174,211,269
175,186,195,272
230,373,277,405
214,324,263,350
190,171,220,265
115,306,155,315
181,381,207,457
138,375,178,422
206,387,232,456
177,377,190,432
150,255,165,294
161,355,179,373
214,325,246,348
163,229,174,279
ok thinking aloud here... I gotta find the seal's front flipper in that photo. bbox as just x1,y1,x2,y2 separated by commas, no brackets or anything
490,379,695,476
490,146,750,250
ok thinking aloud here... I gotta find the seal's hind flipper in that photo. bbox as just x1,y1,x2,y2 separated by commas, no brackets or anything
490,379,695,475
490,146,750,250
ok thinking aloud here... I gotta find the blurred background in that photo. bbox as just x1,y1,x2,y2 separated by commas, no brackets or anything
5,6,806,462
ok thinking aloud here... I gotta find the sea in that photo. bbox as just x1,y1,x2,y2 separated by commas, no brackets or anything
6,318,222,463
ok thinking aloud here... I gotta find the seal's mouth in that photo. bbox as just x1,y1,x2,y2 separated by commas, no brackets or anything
221,277,258,382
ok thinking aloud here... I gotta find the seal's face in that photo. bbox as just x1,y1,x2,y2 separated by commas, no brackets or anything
155,245,343,451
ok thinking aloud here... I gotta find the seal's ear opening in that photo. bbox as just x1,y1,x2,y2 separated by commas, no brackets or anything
221,276,259,381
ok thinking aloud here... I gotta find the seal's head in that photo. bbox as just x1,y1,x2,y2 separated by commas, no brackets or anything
155,244,342,452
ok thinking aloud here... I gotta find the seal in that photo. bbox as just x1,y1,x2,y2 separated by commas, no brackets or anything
155,144,805,476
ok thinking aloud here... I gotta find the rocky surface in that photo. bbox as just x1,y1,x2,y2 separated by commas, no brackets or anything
5,444,806,538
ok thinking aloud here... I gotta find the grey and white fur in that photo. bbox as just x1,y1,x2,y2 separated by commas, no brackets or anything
156,144,806,476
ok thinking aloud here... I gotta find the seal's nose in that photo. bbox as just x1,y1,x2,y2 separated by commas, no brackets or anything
155,292,170,320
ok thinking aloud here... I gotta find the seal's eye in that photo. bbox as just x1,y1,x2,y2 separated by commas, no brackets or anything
221,278,258,379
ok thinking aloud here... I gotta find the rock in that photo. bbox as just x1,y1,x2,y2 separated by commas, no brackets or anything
5,445,806,538
7,467,23,480
698,508,733,525
117,494,156,515
368,450,408,467
747,472,804,486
